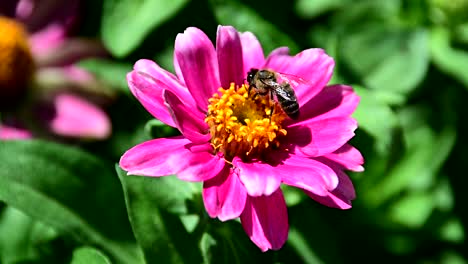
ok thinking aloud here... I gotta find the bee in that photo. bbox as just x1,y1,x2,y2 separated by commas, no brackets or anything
247,68,303,120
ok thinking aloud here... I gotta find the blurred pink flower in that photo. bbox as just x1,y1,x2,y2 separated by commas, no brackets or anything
35,93,111,139
0,119,32,139
0,0,111,140
120,26,364,251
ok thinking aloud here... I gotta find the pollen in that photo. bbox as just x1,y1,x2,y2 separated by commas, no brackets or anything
0,16,35,92
205,83,287,161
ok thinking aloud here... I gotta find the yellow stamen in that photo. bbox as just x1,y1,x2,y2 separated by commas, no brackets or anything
205,83,287,161
0,16,35,91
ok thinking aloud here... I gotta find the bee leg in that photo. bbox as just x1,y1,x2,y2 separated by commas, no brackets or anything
269,89,274,123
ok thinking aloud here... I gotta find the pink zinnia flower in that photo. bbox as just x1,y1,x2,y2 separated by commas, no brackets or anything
0,0,111,140
120,26,364,251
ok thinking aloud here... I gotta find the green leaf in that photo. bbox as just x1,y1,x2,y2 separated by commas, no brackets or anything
439,250,467,264
439,218,465,243
0,140,142,264
341,25,429,96
199,232,216,264
287,204,343,264
295,0,347,19
101,0,188,57
79,59,133,93
144,119,179,139
430,26,468,88
116,166,202,263
212,1,299,54
389,191,435,228
333,0,401,23
364,105,456,207
352,86,399,153
200,220,269,264
0,206,58,263
71,247,112,264
288,228,325,264
282,185,306,207
389,178,458,230
454,22,468,44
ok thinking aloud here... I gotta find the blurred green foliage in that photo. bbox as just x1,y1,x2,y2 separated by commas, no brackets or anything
2,0,468,263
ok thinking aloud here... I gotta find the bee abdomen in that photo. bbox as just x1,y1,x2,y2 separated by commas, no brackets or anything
279,100,299,119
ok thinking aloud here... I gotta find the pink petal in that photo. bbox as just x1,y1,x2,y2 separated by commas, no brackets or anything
216,25,244,88
120,137,222,181
16,0,34,21
292,84,360,123
277,155,338,196
264,48,334,105
304,160,356,209
240,31,265,79
19,0,78,31
173,51,184,84
287,117,357,157
120,137,188,176
35,38,108,67
44,93,111,139
163,90,210,144
0,123,32,140
233,158,281,197
175,27,220,112
267,47,290,57
27,0,79,54
203,168,247,221
177,147,227,182
323,144,364,172
58,65,94,83
127,59,194,127
240,189,289,252
29,23,66,55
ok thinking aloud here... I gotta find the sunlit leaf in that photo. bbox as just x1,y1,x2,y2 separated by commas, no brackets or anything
144,119,179,139
364,105,456,207
333,0,401,23
430,26,468,88
341,25,429,96
212,1,299,54
71,247,112,264
102,0,188,57
389,192,434,228
439,219,465,243
352,85,399,153
295,0,347,19
199,232,216,264
439,250,467,264
454,22,468,44
0,206,58,263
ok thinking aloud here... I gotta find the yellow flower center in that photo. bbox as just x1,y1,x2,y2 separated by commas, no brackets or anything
205,83,288,161
0,16,35,93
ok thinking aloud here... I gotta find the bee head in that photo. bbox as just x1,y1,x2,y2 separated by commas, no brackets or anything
247,68,259,84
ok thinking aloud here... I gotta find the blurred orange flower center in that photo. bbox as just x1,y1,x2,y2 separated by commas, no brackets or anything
205,83,287,161
0,16,35,90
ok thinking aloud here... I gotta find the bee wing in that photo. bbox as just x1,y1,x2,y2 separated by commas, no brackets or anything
276,72,310,88
260,77,279,87
274,84,297,101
